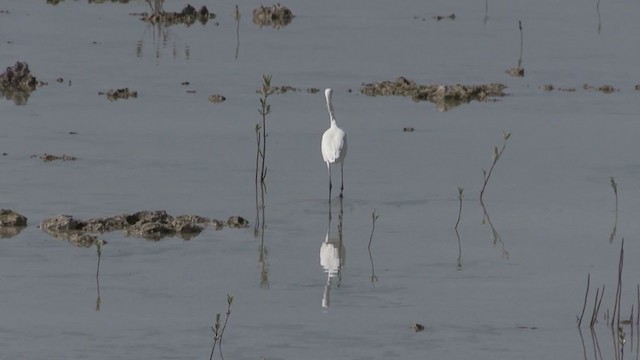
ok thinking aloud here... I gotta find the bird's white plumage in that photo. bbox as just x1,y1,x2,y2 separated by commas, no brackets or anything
321,89,348,165
320,88,348,198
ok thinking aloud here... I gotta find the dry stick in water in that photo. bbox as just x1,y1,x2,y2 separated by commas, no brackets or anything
368,209,379,284
209,295,234,360
480,132,511,204
579,273,591,327
455,187,464,269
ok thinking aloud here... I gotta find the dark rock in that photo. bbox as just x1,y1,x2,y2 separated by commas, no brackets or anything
0,61,44,105
506,67,524,77
227,216,249,228
0,209,27,227
40,214,85,232
208,94,226,103
211,219,224,230
104,88,137,101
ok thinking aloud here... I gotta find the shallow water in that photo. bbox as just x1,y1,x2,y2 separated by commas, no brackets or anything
2,0,640,359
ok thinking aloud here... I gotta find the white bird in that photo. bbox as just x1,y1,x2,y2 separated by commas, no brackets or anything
321,88,348,199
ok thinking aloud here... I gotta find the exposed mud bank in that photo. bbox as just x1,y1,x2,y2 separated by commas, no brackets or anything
39,211,249,245
361,76,507,111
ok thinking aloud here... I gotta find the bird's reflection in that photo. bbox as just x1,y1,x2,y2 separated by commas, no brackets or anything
321,197,346,309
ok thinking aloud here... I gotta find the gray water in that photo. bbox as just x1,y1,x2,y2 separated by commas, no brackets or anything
2,0,640,359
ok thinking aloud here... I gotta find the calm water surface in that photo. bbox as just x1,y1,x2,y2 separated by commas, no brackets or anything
2,0,640,359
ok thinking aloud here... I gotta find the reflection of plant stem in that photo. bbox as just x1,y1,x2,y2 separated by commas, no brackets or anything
95,240,103,312
368,209,379,285
454,187,464,270
258,230,269,289
337,197,344,285
596,0,601,34
209,295,234,360
480,132,510,204
234,5,240,59
578,273,590,327
483,0,489,25
590,285,605,328
612,239,624,330
609,177,618,243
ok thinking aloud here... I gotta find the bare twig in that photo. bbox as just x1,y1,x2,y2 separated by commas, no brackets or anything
480,132,511,203
209,295,234,360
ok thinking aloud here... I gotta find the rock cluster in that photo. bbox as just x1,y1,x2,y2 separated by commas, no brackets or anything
0,62,45,105
361,77,507,111
253,4,294,28
40,210,249,245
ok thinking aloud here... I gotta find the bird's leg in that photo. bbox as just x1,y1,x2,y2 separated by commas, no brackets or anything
339,162,344,198
328,164,333,205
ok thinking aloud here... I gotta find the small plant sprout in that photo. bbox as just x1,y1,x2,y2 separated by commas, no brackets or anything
480,132,511,204
454,187,464,270
609,176,618,243
209,294,234,360
368,209,379,284
255,75,274,231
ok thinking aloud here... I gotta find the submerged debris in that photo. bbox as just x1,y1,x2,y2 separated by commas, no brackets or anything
140,4,216,26
433,13,455,21
0,61,45,105
253,4,294,28
100,88,138,101
583,83,618,94
411,323,425,332
505,67,524,77
32,153,77,162
361,77,507,111
40,210,246,243
257,85,320,94
227,216,249,228
208,94,226,103
539,84,576,92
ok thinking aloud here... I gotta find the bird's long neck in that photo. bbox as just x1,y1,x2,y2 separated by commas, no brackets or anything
325,97,336,123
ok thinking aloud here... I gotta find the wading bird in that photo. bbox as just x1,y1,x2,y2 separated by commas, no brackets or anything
321,88,348,199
